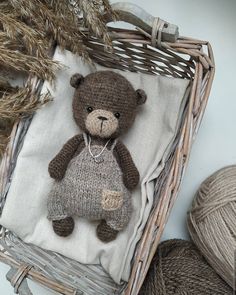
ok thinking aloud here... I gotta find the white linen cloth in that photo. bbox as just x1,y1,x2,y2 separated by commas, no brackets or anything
0,48,190,283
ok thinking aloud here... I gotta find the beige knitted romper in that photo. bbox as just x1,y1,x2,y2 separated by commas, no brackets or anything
47,133,132,231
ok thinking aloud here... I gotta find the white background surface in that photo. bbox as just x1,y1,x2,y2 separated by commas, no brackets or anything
1,0,236,293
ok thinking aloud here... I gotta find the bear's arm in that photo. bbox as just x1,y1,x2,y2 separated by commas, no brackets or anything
113,140,140,190
48,134,84,181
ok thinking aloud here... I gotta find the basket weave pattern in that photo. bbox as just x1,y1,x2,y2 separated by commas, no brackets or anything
0,5,215,295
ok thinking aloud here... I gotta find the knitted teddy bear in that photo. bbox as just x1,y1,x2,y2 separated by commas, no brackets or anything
47,71,146,242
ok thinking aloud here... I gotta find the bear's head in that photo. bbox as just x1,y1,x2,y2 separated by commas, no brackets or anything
70,70,146,139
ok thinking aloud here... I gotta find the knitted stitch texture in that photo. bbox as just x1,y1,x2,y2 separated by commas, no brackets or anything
48,134,132,231
47,71,146,241
72,71,147,138
52,217,74,237
48,134,84,181
96,220,119,242
114,140,140,190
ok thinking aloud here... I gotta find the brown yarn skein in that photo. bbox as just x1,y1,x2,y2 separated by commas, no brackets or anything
139,239,232,295
187,165,236,288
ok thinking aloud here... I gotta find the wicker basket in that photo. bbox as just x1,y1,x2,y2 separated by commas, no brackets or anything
0,3,215,295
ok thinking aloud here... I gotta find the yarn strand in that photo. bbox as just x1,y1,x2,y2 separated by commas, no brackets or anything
88,136,110,160
187,165,236,288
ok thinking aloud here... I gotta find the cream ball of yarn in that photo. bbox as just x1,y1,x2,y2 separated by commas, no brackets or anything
187,165,236,288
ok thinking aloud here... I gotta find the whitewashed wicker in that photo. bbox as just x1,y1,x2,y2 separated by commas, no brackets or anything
0,3,215,295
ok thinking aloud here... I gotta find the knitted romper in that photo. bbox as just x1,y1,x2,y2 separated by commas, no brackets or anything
47,133,132,231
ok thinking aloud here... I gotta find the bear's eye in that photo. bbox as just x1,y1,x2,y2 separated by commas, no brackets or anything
87,106,93,113
114,112,120,119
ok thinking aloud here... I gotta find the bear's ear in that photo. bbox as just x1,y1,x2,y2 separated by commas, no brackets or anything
136,89,147,105
70,73,84,88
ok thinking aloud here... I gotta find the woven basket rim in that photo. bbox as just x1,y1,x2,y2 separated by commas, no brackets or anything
0,3,215,295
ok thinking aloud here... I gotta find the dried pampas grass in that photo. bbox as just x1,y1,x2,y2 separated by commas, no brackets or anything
0,76,52,157
0,87,52,119
0,0,116,157
0,45,60,81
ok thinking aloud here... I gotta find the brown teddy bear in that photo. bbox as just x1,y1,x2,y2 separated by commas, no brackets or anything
47,71,146,242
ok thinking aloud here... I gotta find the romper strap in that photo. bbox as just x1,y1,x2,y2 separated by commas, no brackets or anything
110,139,117,151
83,132,89,146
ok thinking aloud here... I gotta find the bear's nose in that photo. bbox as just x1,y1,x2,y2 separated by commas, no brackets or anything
98,116,108,121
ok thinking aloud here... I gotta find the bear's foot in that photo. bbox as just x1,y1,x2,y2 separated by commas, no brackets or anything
96,220,119,242
52,217,74,237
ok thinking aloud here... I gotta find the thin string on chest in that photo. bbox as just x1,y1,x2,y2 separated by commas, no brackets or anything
88,136,111,159
83,133,117,162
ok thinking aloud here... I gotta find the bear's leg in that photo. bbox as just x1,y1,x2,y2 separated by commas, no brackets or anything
98,200,132,242
52,217,75,237
96,220,119,242
48,185,75,237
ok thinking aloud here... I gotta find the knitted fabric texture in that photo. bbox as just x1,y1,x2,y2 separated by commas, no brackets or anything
48,134,84,181
139,239,232,295
71,70,146,138
187,165,236,288
48,133,132,231
47,71,146,240
52,217,74,237
96,220,119,242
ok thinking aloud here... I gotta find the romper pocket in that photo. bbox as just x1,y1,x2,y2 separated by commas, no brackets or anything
101,189,123,211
